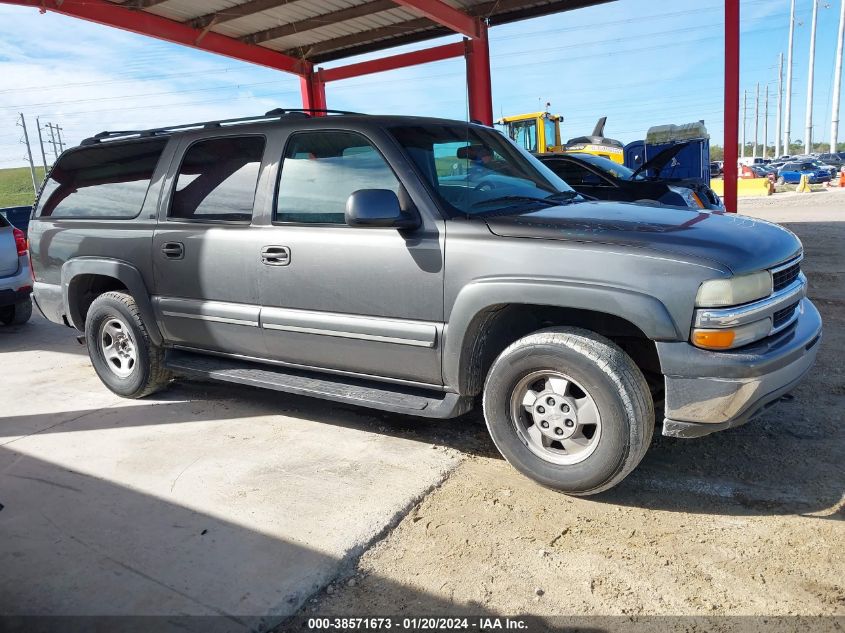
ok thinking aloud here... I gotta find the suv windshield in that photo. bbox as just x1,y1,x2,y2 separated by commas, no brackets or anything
569,153,644,181
389,124,575,216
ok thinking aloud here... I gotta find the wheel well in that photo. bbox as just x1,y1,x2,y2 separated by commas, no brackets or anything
67,274,128,329
461,304,662,397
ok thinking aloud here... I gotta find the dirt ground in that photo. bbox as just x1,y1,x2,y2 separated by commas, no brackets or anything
292,191,845,623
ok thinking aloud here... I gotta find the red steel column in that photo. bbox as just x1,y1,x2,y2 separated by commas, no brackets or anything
300,69,327,112
466,24,493,126
724,0,740,213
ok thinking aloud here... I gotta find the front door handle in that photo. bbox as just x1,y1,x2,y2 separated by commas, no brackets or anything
261,245,290,266
161,242,184,260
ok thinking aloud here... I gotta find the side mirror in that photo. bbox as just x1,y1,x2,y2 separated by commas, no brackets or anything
345,189,419,229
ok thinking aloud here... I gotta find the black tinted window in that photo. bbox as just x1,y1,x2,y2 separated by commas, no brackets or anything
275,131,399,224
549,160,603,186
170,136,265,222
36,139,166,219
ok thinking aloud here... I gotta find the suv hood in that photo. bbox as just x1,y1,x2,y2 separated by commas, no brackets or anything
484,202,801,274
631,141,690,178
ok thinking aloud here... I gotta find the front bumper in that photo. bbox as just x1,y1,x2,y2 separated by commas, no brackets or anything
656,298,822,438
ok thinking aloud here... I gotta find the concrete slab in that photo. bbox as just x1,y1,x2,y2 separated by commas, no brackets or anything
0,315,462,628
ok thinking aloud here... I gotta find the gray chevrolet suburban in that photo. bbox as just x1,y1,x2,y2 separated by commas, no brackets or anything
28,111,822,495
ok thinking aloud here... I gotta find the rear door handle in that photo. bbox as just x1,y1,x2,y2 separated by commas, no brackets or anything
261,245,290,266
161,242,184,259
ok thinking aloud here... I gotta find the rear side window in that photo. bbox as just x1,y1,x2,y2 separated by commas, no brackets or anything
170,136,265,222
275,131,400,224
36,138,166,219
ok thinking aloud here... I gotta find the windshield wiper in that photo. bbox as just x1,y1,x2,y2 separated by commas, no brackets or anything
470,195,558,209
545,190,582,203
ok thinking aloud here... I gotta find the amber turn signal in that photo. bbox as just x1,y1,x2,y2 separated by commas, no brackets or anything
692,329,736,350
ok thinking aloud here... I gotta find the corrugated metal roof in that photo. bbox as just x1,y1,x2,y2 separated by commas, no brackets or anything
110,0,615,64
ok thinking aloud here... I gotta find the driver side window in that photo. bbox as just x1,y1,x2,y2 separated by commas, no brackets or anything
275,131,400,224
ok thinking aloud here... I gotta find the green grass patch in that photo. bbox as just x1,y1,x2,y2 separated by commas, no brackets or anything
0,166,45,208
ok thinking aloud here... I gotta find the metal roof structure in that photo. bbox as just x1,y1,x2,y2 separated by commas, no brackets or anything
116,0,615,64
1,0,741,211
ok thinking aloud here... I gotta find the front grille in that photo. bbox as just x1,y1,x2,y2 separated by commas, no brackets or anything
773,301,799,329
772,261,800,292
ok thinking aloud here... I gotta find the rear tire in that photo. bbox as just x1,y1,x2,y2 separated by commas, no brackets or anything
0,297,32,325
482,327,654,495
84,291,171,398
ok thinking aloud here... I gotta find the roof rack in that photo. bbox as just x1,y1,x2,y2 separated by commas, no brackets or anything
80,108,366,146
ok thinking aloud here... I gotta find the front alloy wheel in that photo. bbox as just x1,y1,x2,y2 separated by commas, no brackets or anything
510,371,602,465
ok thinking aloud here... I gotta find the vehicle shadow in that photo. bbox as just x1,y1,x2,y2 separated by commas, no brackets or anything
0,379,497,461
0,311,88,356
0,447,502,632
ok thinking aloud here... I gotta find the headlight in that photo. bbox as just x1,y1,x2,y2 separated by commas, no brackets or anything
692,318,772,350
695,271,772,307
668,185,705,209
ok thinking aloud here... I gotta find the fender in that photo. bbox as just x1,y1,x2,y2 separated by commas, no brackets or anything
61,258,163,346
443,277,681,394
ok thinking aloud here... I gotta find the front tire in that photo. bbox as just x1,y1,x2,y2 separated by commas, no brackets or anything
84,291,171,398
482,327,654,495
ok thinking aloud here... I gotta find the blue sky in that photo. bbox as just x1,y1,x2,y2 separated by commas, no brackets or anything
0,0,842,169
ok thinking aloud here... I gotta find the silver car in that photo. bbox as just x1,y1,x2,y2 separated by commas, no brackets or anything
0,212,32,325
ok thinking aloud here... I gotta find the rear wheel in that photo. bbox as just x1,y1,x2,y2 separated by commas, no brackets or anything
776,176,785,185
482,327,654,495
85,291,171,398
0,297,32,325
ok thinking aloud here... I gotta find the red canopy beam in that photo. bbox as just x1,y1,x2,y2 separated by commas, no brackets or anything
466,27,493,125
723,0,740,213
321,41,465,82
390,0,492,125
391,0,482,38
300,71,327,112
1,0,309,76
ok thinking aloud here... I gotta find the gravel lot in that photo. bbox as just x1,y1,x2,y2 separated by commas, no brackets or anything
292,190,845,623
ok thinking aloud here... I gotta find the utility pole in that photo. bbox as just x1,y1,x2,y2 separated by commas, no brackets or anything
754,82,760,159
784,0,796,153
17,113,38,195
805,0,819,154
763,84,769,159
776,53,784,158
46,123,59,159
35,117,48,172
741,89,747,158
55,125,64,153
832,0,845,153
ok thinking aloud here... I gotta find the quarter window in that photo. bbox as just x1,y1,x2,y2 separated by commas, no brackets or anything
36,138,166,219
275,131,400,224
170,136,265,222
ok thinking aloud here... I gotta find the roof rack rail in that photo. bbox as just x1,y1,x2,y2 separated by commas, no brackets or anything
79,108,366,146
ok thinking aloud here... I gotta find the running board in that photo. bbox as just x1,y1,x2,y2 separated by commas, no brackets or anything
165,350,472,419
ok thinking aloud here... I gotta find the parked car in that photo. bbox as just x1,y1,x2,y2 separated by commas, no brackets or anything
750,165,777,179
0,212,32,325
28,112,821,495
538,150,723,210
776,161,832,185
0,205,33,235
709,161,723,177
817,152,845,170
810,160,838,179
